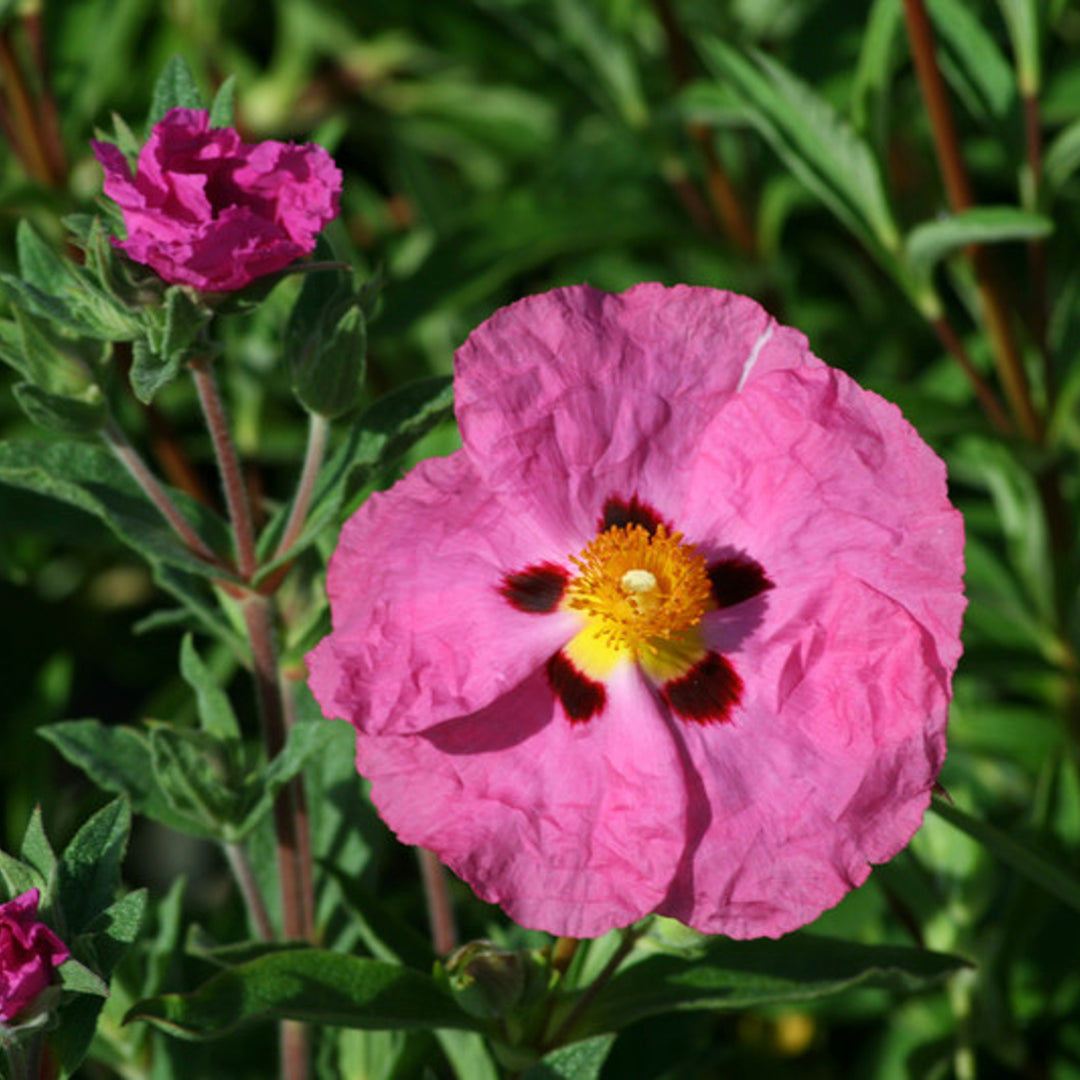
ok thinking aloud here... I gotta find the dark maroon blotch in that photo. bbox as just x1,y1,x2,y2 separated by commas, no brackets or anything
707,556,773,609
501,562,569,614
601,494,667,535
546,651,606,723
662,651,742,724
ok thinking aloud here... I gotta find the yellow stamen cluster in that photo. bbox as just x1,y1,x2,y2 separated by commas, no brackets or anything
565,524,712,657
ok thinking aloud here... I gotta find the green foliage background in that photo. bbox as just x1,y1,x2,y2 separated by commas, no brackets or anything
2,0,1080,1076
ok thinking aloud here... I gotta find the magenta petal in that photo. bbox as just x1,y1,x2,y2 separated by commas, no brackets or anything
306,451,581,737
358,668,687,937
0,889,69,1023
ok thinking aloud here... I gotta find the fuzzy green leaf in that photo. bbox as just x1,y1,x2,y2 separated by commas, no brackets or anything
179,635,241,741
208,75,237,128
574,934,968,1037
125,949,482,1038
520,1036,616,1080
57,798,131,935
148,55,205,129
0,439,232,581
906,206,1053,274
19,807,57,887
12,382,107,435
39,720,217,841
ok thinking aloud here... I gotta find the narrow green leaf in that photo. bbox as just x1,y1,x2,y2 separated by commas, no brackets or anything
575,934,968,1036
931,798,1080,915
57,798,131,934
851,0,904,136
699,39,900,257
0,439,232,581
927,0,1017,127
208,75,237,128
19,806,57,885
995,0,1041,94
521,1036,616,1080
125,950,482,1038
148,55,205,129
906,206,1053,274
179,635,241,740
1045,118,1080,191
39,720,217,840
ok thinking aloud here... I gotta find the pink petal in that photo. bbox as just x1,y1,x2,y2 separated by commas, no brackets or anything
453,284,811,543
357,665,688,937
660,573,951,938
306,451,582,737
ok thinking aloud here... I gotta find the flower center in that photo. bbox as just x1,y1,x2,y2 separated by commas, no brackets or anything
566,524,712,658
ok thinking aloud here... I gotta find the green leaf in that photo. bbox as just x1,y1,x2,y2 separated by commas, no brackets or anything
179,635,241,740
0,850,45,899
53,888,147,1077
17,219,76,295
520,1036,616,1080
11,381,107,435
130,338,184,406
931,798,1080,915
149,726,245,832
699,39,901,259
1045,118,1080,190
851,0,904,136
927,0,1017,127
286,259,368,419
574,934,968,1037
39,720,217,840
19,806,57,887
0,439,232,581
208,75,237,128
57,798,131,934
148,55,205,129
906,207,1053,274
58,958,110,997
125,950,482,1038
995,0,1041,94
254,376,453,578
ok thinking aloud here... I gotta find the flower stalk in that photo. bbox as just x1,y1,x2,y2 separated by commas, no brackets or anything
902,0,1042,443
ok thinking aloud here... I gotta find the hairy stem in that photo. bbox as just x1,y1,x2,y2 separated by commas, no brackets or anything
242,594,313,1080
224,842,274,942
191,357,259,581
273,413,330,563
102,418,225,567
902,0,1042,442
418,848,457,955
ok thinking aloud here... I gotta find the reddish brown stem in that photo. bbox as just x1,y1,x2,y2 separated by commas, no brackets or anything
0,30,55,184
929,318,1013,435
418,848,457,955
651,0,757,254
902,0,1042,442
191,357,259,580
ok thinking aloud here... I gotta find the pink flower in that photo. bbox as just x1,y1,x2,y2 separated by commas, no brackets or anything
93,108,341,292
0,889,69,1023
307,284,965,940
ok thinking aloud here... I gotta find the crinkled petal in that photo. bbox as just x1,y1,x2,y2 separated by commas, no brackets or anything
453,284,816,541
306,451,581,736
658,574,950,938
0,889,68,1022
679,364,965,673
357,665,688,937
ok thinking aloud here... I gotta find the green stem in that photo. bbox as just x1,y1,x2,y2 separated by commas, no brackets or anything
191,356,259,581
542,925,645,1051
102,418,225,568
273,413,330,563
902,0,1042,443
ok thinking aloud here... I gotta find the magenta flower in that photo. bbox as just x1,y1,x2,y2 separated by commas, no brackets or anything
0,889,69,1023
93,108,341,292
307,284,965,940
